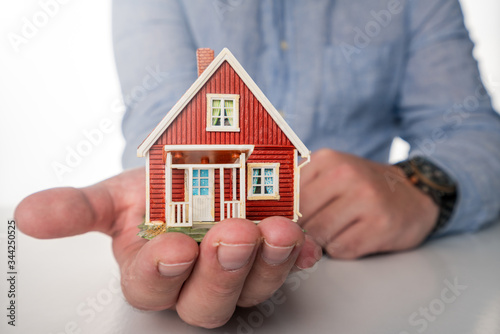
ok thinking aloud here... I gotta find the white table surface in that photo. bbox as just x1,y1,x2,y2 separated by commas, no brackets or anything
1,205,499,334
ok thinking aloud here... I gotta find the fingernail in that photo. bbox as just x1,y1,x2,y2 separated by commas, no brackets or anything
296,236,323,270
217,242,256,271
327,242,343,255
158,260,194,277
296,255,320,270
308,236,323,261
261,240,294,265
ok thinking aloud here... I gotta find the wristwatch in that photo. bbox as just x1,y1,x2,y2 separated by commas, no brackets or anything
395,157,457,233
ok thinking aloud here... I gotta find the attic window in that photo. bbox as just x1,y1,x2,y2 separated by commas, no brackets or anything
247,163,280,200
206,94,240,132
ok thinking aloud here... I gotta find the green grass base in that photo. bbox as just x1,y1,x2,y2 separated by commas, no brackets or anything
137,222,211,242
137,219,305,243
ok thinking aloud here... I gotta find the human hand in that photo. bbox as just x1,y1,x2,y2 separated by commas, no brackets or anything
14,168,321,328
299,149,439,259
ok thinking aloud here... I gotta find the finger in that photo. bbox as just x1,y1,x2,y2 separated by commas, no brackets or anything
300,149,330,186
299,171,340,222
14,168,144,239
176,219,261,328
301,193,363,248
120,232,199,310
299,163,359,222
14,185,116,238
325,221,388,259
300,149,346,186
294,234,323,270
237,217,306,307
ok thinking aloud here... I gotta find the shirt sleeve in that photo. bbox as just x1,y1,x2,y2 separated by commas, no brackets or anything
397,0,500,236
112,0,197,169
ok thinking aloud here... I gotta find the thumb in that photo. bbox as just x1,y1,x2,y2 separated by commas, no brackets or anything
14,185,112,239
14,168,144,239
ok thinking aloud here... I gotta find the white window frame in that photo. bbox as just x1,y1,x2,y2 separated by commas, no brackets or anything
247,163,280,200
206,94,240,132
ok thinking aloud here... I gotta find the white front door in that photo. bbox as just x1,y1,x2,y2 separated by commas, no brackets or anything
191,169,214,222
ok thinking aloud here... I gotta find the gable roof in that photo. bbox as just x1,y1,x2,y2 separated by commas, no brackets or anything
137,48,310,158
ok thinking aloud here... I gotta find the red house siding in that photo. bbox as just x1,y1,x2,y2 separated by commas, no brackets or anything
153,61,293,147
148,147,164,222
246,146,295,220
147,60,297,223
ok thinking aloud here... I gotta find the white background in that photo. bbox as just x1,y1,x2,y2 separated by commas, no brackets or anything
0,0,499,210
0,0,124,211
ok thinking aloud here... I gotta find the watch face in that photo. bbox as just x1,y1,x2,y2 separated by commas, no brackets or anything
411,157,456,193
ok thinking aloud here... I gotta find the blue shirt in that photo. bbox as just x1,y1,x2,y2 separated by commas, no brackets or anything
113,0,500,237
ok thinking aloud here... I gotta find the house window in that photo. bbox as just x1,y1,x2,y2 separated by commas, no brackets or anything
192,169,210,196
206,94,240,132
247,163,280,200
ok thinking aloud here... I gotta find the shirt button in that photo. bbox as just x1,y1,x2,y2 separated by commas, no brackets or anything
280,40,288,51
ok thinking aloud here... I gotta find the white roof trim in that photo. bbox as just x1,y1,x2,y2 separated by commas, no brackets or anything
137,48,310,158
164,144,254,152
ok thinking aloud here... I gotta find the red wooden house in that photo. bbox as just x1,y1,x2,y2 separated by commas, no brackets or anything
137,48,310,229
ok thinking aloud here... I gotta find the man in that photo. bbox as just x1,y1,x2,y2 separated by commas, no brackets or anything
15,0,500,328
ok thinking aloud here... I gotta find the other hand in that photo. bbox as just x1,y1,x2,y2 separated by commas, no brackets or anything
299,149,438,259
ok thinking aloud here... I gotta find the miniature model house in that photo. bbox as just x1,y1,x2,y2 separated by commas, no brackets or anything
137,48,310,230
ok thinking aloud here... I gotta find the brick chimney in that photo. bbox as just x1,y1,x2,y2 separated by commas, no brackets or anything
196,48,214,76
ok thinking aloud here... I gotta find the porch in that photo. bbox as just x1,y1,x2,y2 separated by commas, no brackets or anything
164,145,254,228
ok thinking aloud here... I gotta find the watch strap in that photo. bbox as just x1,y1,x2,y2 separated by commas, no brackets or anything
395,157,457,233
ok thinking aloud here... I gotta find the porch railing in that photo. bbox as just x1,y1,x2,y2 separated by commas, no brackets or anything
168,200,243,226
222,200,241,220
168,202,191,227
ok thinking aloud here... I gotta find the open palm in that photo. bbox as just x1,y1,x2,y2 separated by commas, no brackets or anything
15,168,321,328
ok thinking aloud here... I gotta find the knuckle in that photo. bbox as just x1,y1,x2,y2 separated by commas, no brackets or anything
204,280,241,300
119,264,179,311
377,217,392,232
121,279,175,311
357,182,378,200
370,214,392,232
322,163,354,184
238,296,266,308
323,168,339,184
335,163,360,180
